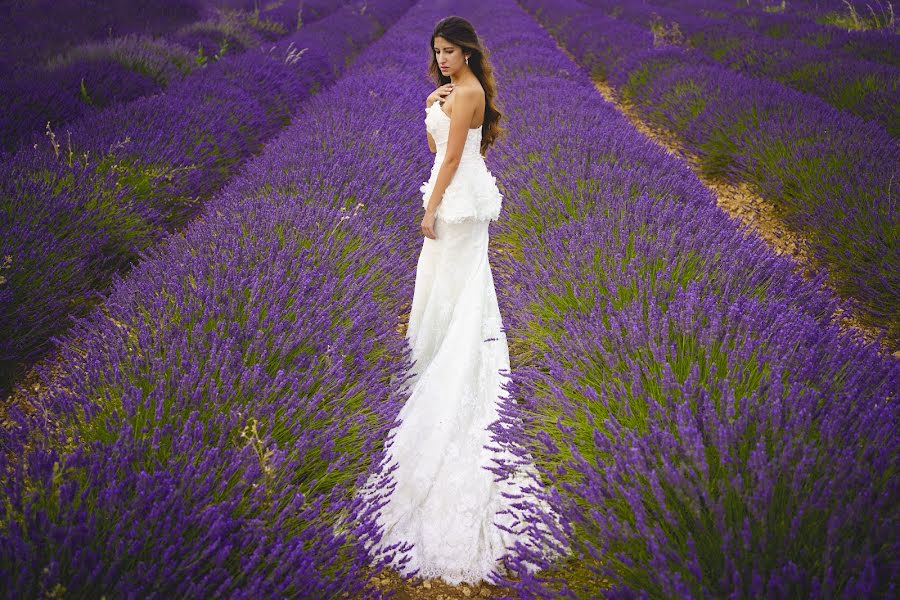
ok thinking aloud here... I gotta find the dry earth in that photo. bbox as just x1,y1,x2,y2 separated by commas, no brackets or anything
581,57,896,358
366,567,516,599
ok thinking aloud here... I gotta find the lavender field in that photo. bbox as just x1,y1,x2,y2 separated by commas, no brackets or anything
1,0,897,598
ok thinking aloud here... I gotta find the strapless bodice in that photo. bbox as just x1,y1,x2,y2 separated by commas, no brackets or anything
424,101,486,163
421,102,502,223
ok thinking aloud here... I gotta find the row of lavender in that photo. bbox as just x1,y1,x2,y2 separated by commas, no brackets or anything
0,0,435,593
522,0,899,348
590,0,899,135
0,0,200,77
735,0,899,64
0,1,398,397
2,0,342,152
453,0,896,596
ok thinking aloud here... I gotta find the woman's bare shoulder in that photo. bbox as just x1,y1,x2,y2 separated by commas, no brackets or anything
448,83,485,105
461,82,485,97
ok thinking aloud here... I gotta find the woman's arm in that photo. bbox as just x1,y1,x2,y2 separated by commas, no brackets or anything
423,87,479,215
427,131,436,153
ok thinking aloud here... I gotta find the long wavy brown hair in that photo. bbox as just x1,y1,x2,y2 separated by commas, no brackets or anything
428,16,503,157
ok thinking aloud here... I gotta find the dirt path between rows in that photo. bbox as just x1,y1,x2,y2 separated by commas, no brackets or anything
366,567,515,599
582,64,896,358
592,77,808,264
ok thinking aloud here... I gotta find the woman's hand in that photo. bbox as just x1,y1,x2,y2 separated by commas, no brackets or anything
426,83,454,108
421,210,437,239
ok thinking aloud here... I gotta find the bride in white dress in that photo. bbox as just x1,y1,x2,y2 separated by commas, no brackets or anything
357,17,558,586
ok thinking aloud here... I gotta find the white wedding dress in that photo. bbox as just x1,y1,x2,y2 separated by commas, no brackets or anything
355,101,557,585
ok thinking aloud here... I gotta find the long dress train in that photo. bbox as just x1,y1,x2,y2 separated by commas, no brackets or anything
357,100,556,585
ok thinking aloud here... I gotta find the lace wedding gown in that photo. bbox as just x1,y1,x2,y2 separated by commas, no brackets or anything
355,101,559,585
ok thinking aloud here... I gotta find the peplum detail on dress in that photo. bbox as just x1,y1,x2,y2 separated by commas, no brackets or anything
421,102,503,223
419,167,502,223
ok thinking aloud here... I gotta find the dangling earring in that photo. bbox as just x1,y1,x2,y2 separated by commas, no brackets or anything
465,56,469,65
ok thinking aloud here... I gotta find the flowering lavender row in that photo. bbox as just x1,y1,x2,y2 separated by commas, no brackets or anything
688,0,900,66
170,0,336,54
0,200,413,598
0,1,408,397
1,0,894,597
0,0,486,594
1,0,211,142
373,0,900,597
0,0,200,78
582,0,899,136
522,0,900,348
775,0,889,10
1,0,350,152
754,1,899,66
789,0,899,32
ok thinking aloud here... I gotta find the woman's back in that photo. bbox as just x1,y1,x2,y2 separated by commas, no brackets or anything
420,100,502,224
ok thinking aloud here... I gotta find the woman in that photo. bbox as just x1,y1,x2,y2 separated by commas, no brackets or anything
359,16,555,586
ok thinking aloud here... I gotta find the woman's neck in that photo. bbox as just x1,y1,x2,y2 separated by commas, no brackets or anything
450,68,475,85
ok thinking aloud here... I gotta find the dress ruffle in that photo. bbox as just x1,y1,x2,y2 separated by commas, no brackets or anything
419,163,503,223
421,101,503,223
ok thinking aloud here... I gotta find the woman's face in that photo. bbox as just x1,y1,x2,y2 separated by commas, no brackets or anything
433,35,467,77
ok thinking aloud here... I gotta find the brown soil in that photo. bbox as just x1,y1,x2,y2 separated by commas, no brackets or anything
1,295,119,429
586,69,897,358
0,311,87,485
530,1,898,356
366,568,514,599
590,80,809,261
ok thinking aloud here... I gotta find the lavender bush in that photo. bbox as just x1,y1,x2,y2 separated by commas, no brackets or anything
0,0,444,595
0,1,406,396
677,0,900,66
768,1,896,35
522,0,900,348
3,60,166,151
169,2,296,55
582,0,900,136
431,0,895,597
0,196,413,598
0,0,200,78
583,0,900,136
0,0,349,152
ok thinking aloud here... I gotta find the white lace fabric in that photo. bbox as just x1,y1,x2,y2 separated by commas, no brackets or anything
356,214,555,585
419,102,503,223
